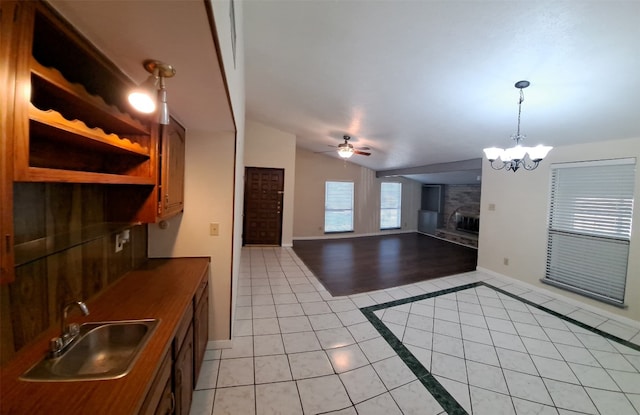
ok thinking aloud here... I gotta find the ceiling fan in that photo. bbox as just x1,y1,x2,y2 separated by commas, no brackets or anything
333,135,371,159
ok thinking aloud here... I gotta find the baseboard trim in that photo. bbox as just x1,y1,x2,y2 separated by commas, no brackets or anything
418,231,478,250
476,266,640,329
293,230,417,241
209,339,232,350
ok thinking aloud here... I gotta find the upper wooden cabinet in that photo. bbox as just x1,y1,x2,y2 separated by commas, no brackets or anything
1,1,187,284
12,2,156,185
158,117,186,219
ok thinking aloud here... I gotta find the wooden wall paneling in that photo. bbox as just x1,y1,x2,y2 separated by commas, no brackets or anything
0,285,16,364
13,183,46,246
82,184,105,225
9,259,48,351
131,225,148,269
105,185,156,223
81,236,108,299
106,231,133,285
46,244,84,329
45,183,79,238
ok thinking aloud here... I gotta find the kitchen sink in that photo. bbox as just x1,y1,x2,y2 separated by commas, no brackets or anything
21,319,159,382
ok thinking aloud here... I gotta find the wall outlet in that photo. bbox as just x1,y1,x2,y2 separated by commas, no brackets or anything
115,230,130,253
115,234,124,253
503,257,509,266
488,203,496,211
210,223,219,236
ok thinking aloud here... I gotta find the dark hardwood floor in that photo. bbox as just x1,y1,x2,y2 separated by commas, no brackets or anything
292,233,478,296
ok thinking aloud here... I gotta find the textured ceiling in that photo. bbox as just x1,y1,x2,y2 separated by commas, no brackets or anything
49,0,234,133
48,1,640,183
244,0,640,176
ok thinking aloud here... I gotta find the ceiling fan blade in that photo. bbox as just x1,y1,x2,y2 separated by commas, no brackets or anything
354,150,371,156
356,146,370,151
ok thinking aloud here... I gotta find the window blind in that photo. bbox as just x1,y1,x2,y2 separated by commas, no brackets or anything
325,181,354,232
544,159,635,305
380,182,402,229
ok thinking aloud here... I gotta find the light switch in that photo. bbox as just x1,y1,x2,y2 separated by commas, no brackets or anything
210,223,219,236
488,203,496,211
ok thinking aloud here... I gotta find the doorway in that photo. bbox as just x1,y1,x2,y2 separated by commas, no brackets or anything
243,167,284,246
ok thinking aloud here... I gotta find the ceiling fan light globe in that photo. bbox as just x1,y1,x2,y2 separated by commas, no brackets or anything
338,147,355,158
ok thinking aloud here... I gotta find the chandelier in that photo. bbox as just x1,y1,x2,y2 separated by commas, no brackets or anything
483,80,552,172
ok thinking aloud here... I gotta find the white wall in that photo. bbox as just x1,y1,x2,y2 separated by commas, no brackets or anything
148,131,236,340
148,0,246,343
293,148,422,238
211,0,246,344
244,120,296,246
478,137,640,322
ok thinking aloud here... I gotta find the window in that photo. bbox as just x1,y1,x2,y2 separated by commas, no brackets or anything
380,182,402,229
543,158,635,305
325,181,354,232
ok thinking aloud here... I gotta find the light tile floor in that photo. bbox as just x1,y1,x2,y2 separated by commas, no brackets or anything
190,247,640,415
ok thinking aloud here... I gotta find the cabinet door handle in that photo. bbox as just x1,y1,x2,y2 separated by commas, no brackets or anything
168,392,175,414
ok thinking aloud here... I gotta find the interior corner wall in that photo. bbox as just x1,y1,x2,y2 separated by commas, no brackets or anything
293,148,422,238
149,0,247,344
478,137,640,322
209,0,246,344
244,120,296,247
148,130,236,341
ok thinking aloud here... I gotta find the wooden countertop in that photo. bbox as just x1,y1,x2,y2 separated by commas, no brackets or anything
0,257,210,415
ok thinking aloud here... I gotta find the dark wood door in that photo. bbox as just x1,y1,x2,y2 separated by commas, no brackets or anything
243,167,284,245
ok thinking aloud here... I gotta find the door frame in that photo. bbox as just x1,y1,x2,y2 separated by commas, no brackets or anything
242,167,285,246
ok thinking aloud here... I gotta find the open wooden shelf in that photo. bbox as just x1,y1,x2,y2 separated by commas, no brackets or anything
29,105,150,156
30,58,150,136
15,167,156,185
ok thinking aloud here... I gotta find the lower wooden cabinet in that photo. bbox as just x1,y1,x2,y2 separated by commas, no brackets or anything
174,323,194,415
140,351,173,415
155,378,175,415
142,271,209,415
194,281,209,382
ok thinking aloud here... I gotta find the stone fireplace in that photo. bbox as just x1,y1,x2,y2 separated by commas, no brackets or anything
434,185,480,248
454,211,480,234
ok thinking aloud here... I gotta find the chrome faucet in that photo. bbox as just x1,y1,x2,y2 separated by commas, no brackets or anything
49,301,90,358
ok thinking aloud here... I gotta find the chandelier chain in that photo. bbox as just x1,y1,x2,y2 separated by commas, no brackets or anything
514,88,525,142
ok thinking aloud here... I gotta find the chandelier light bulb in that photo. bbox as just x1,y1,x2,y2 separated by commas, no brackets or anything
482,80,553,172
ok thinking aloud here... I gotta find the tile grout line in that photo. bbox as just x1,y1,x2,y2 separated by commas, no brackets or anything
361,299,470,415
360,280,640,415
485,282,640,352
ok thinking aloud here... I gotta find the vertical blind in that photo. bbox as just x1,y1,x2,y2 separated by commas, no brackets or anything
324,181,354,232
380,182,402,229
544,158,636,305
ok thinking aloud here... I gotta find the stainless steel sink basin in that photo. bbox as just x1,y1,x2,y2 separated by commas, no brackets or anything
21,319,159,382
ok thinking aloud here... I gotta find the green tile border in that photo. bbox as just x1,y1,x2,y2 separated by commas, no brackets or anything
360,281,640,415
